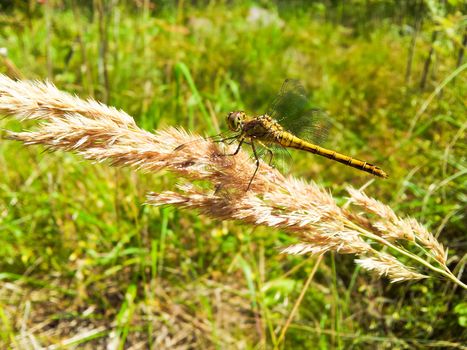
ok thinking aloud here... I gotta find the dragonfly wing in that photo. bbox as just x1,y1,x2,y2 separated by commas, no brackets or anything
267,79,308,123
267,79,331,145
253,141,292,173
297,108,331,145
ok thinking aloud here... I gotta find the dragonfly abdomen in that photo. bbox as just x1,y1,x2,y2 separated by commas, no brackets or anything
278,132,388,178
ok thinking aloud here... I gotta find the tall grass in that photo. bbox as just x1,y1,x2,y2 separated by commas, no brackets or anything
0,1,465,349
3,73,463,286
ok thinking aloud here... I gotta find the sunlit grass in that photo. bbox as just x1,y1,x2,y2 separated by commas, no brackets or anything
0,1,465,348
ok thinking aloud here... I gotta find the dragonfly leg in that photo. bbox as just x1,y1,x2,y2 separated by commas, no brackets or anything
266,148,274,165
225,137,245,156
255,140,273,166
216,135,240,145
247,140,260,191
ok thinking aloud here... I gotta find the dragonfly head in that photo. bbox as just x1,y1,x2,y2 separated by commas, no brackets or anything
227,111,246,132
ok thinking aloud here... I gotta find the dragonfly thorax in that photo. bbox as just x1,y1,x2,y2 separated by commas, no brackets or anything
227,111,247,132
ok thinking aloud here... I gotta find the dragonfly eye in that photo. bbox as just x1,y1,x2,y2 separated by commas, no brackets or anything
227,111,244,131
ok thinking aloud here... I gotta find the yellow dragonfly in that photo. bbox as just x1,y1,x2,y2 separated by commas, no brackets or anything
223,79,388,189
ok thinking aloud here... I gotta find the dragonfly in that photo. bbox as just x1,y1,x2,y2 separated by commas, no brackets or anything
223,79,388,189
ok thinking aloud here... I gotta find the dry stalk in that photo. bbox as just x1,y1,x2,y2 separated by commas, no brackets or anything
0,74,465,289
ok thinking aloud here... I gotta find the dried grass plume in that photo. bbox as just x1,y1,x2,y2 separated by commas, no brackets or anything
0,74,465,289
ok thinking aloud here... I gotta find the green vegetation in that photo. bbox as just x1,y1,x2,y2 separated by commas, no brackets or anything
0,1,465,348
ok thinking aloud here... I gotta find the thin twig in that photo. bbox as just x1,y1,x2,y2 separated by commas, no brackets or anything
275,255,324,348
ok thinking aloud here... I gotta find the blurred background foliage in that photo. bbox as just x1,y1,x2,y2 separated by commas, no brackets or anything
0,0,466,348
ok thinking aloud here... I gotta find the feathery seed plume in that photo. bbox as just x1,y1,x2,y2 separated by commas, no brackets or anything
0,74,464,288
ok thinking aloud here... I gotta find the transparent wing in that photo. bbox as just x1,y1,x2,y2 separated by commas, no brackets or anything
297,108,332,145
253,142,292,173
267,79,331,145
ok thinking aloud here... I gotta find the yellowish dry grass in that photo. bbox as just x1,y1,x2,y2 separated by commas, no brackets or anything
1,74,464,289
